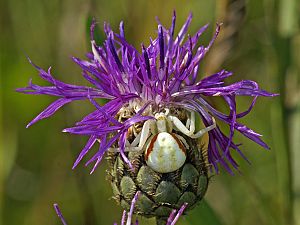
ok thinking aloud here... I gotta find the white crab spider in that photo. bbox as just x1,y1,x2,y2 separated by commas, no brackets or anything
109,108,216,173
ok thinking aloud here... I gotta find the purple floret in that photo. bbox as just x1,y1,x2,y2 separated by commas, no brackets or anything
17,12,277,174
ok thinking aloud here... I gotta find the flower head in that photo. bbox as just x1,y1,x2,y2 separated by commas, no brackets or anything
17,12,276,174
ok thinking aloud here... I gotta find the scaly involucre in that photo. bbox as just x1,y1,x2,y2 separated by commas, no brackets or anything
17,12,277,174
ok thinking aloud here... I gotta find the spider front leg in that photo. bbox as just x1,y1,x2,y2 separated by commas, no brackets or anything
108,119,154,153
190,117,216,138
168,111,196,136
188,111,195,134
125,119,154,151
168,112,216,139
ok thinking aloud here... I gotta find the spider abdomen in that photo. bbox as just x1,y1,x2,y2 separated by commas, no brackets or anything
145,132,187,173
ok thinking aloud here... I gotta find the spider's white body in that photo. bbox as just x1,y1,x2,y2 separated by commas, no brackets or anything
145,132,186,173
109,108,216,173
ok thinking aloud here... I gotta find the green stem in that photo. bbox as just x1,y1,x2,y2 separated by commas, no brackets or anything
274,36,294,225
264,0,295,223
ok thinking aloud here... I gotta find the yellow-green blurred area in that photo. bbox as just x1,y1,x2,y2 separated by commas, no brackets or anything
0,0,299,224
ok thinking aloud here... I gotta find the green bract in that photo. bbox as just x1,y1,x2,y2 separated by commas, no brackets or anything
107,136,209,223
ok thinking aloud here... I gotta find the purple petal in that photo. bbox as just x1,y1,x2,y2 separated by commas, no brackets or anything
72,135,97,169
53,204,68,225
27,98,72,128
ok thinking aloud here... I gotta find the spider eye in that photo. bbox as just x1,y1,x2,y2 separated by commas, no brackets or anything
145,132,186,173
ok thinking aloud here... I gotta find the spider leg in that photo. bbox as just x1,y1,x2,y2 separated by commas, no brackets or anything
138,119,153,148
108,119,153,153
186,118,191,129
125,140,131,147
190,117,216,138
168,115,194,136
164,108,170,116
189,111,196,134
130,132,141,147
108,147,143,152
126,119,155,149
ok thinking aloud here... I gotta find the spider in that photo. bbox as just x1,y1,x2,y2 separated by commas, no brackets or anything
109,108,216,173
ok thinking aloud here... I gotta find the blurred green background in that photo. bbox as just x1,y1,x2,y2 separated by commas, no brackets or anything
1,0,299,224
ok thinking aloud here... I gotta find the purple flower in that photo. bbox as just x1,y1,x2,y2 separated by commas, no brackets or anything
17,12,277,174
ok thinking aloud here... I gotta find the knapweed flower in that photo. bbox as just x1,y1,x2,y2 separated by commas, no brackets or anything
18,12,276,224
